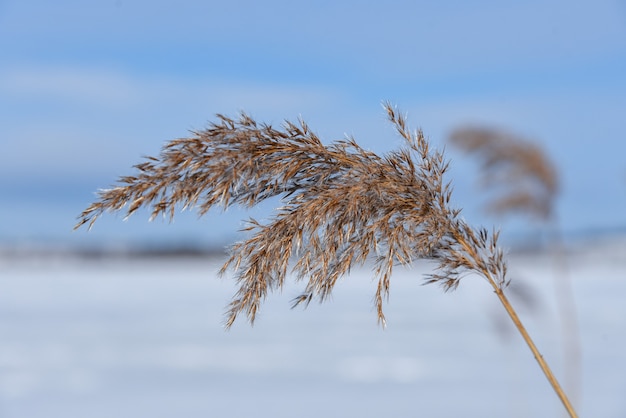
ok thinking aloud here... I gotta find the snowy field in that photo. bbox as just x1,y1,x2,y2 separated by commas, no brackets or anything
1,239,625,417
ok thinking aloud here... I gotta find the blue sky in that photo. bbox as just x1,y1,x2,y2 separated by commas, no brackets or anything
1,0,625,248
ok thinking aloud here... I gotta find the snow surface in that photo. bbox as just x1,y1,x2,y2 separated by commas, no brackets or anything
0,241,625,417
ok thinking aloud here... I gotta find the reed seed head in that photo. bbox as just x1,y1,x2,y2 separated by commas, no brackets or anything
76,103,508,328
449,126,559,220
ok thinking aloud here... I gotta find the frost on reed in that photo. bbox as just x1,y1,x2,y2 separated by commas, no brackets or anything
76,103,577,416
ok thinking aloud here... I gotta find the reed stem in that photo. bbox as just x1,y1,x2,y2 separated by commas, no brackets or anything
493,286,579,418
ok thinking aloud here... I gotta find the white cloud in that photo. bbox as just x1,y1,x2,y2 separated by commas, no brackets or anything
0,65,346,177
0,65,341,112
0,67,143,107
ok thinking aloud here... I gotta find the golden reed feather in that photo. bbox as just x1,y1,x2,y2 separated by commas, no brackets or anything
75,103,577,417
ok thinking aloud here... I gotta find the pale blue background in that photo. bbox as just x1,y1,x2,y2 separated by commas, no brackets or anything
1,0,625,248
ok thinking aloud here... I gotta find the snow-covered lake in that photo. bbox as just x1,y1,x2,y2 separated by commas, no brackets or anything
1,240,625,417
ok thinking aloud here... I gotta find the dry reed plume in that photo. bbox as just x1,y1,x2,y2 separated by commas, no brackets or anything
75,103,578,417
449,126,558,220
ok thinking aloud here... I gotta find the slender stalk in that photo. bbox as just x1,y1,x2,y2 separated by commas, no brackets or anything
452,229,578,417
448,124,581,414
493,286,578,418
